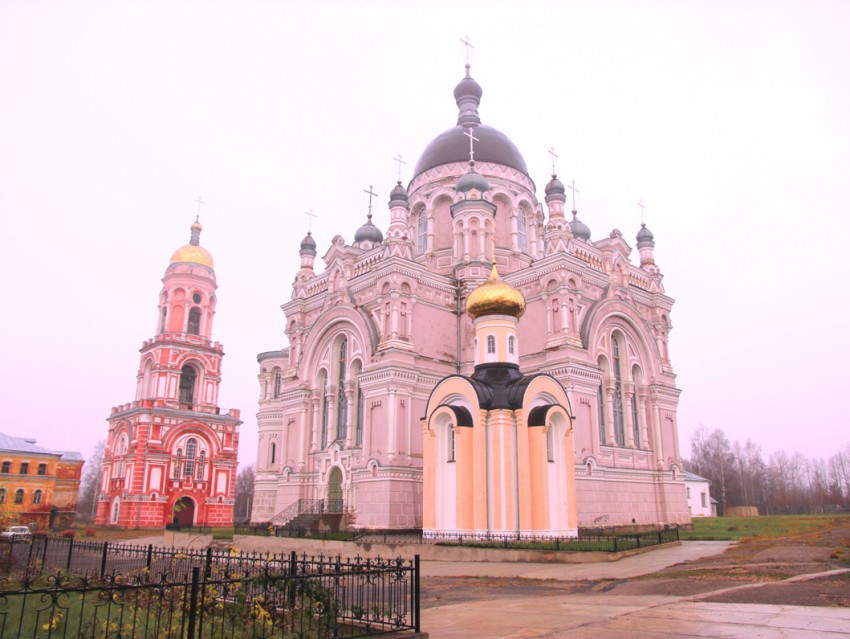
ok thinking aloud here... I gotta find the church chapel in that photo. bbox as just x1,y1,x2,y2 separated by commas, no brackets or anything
97,220,241,528
253,64,688,530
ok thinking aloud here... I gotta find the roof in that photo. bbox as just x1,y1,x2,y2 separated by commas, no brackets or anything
0,433,57,456
685,471,710,483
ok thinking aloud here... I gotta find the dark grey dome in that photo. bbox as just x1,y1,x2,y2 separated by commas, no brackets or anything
412,66,528,179
569,211,591,241
456,165,491,193
545,175,566,203
388,181,409,208
354,215,384,245
414,124,529,178
636,223,654,247
300,232,317,252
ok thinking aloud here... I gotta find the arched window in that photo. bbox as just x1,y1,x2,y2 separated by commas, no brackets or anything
184,438,197,477
417,212,428,254
179,365,197,407
33,489,42,505
269,442,276,466
632,389,641,448
0,489,5,504
448,427,455,462
111,500,119,523
160,308,167,333
336,339,348,441
174,449,182,479
486,335,496,354
547,427,555,462
187,307,201,335
517,209,528,252
320,375,328,449
14,489,24,504
612,336,625,447
197,450,205,479
355,386,364,446
273,368,282,398
508,336,515,355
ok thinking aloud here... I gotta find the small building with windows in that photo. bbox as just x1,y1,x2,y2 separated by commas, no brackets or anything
96,220,241,528
684,471,715,518
0,433,83,530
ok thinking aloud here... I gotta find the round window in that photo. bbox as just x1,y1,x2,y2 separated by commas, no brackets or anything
192,293,202,304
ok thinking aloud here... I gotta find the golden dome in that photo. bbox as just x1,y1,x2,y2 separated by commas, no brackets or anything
169,219,214,268
466,264,525,319
170,244,215,268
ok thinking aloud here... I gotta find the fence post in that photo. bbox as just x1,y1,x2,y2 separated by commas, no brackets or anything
289,550,297,576
414,555,421,634
42,536,49,565
204,547,212,579
613,537,618,553
66,538,74,570
100,542,109,578
187,567,200,639
636,534,641,549
658,530,662,545
146,544,153,571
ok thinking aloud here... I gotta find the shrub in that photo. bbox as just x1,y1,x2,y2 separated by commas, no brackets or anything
61,529,75,538
84,527,96,538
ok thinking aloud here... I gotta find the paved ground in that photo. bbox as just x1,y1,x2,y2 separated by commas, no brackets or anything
419,542,850,638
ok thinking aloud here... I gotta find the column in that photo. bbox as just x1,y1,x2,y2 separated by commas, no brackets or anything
310,397,320,453
604,379,616,446
387,387,397,462
298,405,308,470
652,397,664,467
638,391,650,450
624,382,636,448
344,385,355,448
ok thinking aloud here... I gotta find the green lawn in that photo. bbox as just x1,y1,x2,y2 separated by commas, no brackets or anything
680,514,850,541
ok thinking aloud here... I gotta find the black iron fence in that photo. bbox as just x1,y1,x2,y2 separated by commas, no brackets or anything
0,538,419,639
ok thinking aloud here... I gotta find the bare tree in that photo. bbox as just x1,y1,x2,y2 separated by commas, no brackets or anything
234,463,255,524
76,440,106,522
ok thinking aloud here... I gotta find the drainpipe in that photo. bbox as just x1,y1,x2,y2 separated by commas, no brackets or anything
454,277,463,374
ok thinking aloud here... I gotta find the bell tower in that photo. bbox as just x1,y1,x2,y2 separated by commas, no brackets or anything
96,218,241,529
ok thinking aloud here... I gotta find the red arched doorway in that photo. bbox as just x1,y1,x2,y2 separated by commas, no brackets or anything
173,496,195,527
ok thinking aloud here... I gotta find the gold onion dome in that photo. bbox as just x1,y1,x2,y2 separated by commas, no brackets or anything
169,220,215,268
466,264,525,319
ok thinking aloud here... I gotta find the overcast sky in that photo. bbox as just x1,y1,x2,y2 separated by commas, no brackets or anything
1,1,848,471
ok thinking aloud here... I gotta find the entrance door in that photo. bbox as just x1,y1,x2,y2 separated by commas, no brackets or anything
173,497,195,527
327,467,343,513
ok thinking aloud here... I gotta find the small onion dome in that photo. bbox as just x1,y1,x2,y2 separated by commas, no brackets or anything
569,210,591,241
170,221,214,268
354,214,384,244
388,181,409,208
453,66,483,102
636,223,655,248
466,263,526,320
300,231,317,253
544,174,566,203
456,162,491,193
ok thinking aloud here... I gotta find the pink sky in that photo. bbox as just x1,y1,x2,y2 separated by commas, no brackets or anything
1,1,848,469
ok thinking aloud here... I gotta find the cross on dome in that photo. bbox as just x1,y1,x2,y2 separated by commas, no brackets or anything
637,198,646,224
305,209,317,233
460,36,474,66
363,185,378,219
569,180,580,212
548,146,559,176
464,127,480,164
393,154,406,182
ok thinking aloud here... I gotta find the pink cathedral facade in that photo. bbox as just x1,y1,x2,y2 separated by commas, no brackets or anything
97,221,241,528
254,66,688,530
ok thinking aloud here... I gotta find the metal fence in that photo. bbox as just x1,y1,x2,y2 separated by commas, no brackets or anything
0,539,419,639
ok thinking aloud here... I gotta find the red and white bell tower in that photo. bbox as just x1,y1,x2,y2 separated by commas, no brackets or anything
96,218,241,528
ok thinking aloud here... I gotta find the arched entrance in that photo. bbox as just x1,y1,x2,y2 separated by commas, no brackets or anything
172,496,195,527
327,467,343,513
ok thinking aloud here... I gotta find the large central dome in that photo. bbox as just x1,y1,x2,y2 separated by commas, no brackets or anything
412,66,528,179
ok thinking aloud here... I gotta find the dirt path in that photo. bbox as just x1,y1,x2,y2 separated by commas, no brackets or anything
422,520,850,609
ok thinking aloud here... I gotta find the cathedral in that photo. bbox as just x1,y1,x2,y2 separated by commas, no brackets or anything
253,64,688,531
97,221,241,528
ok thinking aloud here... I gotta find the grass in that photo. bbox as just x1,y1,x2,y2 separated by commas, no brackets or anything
680,514,850,541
